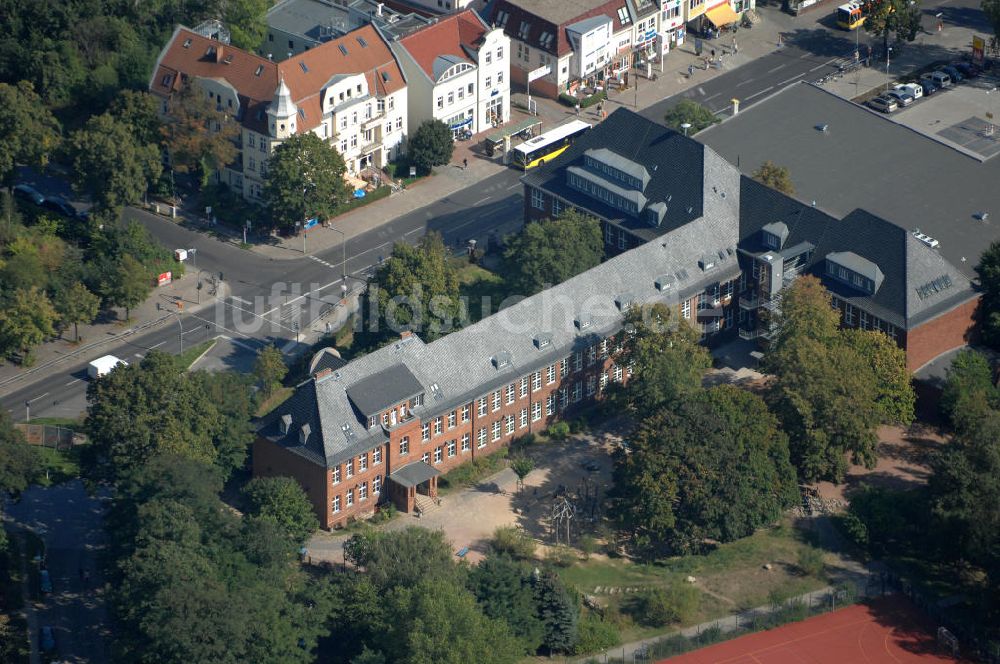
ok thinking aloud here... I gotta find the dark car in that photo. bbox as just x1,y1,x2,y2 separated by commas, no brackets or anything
40,625,56,652
42,195,77,217
953,62,977,78
13,184,45,206
581,461,601,472
919,79,939,96
940,65,963,83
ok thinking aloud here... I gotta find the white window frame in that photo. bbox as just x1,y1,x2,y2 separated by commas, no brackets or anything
519,408,528,428
531,402,542,422
399,437,409,456
461,433,471,452
478,428,487,448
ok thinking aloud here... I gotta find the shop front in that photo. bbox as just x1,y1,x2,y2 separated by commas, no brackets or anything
445,110,474,138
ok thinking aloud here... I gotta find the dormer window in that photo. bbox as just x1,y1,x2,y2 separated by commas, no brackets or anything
575,314,593,330
280,414,292,434
299,424,311,444
493,351,512,369
534,333,552,349
615,294,635,311
368,414,377,428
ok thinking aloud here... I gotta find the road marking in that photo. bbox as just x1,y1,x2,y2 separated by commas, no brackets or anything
745,86,775,101
736,78,755,87
473,196,491,206
229,296,252,305
800,52,813,59
810,58,837,72
149,340,167,349
404,228,422,237
704,92,721,102
778,72,806,86
507,183,521,190
27,392,50,403
134,353,144,359
308,255,336,269
280,339,299,353
768,64,786,73
64,379,81,387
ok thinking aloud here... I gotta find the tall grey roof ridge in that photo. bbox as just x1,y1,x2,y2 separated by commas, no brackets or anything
903,232,977,326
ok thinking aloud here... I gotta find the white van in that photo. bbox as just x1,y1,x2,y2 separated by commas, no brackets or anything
87,355,128,379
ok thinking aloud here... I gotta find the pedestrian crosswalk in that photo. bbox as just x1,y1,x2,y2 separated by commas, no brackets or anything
308,255,336,269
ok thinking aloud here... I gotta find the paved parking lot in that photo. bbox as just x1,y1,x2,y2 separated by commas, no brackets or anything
892,74,1000,159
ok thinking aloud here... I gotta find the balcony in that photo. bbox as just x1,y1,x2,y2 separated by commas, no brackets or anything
739,294,779,310
738,326,775,341
362,111,385,130
380,411,414,433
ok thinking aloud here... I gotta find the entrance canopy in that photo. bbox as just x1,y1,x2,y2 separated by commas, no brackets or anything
388,461,440,488
705,2,739,26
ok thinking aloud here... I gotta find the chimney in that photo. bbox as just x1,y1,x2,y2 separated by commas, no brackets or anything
315,367,334,379
377,2,384,16
215,44,224,62
400,330,413,340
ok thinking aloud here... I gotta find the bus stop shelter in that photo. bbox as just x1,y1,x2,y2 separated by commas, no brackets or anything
484,118,543,162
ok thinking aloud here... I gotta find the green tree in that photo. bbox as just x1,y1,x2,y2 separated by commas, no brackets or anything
501,210,604,295
0,410,39,494
68,113,162,213
534,570,578,655
940,349,999,427
468,555,545,653
635,583,700,626
253,344,288,397
161,81,239,187
985,0,1000,42
372,232,461,340
510,456,534,492
109,89,163,146
345,527,456,590
976,240,1000,348
243,476,318,545
0,81,61,186
842,328,914,425
407,119,454,174
263,132,351,231
753,160,795,195
489,525,536,560
663,99,719,134
54,281,100,342
864,0,922,53
0,287,58,365
611,386,798,554
611,303,711,416
191,371,256,475
223,0,271,49
109,254,151,321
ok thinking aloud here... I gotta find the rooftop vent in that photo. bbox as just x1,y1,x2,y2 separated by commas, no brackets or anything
280,413,292,434
341,423,357,443
615,293,635,311
699,255,717,272
912,229,940,248
299,423,311,444
815,123,829,132
183,38,192,48
575,314,593,331
534,333,552,349
655,274,675,291
255,64,265,76
493,351,513,368
916,274,954,299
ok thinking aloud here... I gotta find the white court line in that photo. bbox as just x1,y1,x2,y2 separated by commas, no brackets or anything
27,392,50,403
745,86,775,101
779,72,806,86
768,64,786,73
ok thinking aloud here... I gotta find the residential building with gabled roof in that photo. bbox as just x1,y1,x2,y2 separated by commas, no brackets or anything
150,23,408,202
382,9,510,138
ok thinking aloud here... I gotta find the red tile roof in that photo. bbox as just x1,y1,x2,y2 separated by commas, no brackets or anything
396,9,489,79
151,24,406,134
490,0,629,57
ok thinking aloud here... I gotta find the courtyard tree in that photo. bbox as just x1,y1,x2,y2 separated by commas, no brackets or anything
222,0,271,50
939,349,999,427
242,476,318,545
864,0,923,53
407,119,454,174
662,99,719,135
371,232,461,340
753,160,795,195
611,303,711,416
0,81,61,186
109,89,163,147
54,281,100,342
510,456,534,492
534,569,579,655
611,386,798,555
253,344,288,397
976,240,1000,348
68,113,162,213
501,210,604,295
468,554,545,653
160,81,239,187
263,132,351,232
842,328,914,425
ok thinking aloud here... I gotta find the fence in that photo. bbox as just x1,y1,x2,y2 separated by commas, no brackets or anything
14,424,83,450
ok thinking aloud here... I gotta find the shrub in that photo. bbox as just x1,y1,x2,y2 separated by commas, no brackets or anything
573,614,621,655
545,544,577,568
568,418,588,434
490,526,536,560
546,421,570,441
558,91,606,109
579,535,597,560
635,583,699,626
796,547,825,577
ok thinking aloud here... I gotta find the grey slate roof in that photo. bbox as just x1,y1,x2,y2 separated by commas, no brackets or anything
827,251,885,293
389,461,440,487
259,204,740,468
522,109,705,243
345,363,424,416
567,15,612,34
698,81,1000,280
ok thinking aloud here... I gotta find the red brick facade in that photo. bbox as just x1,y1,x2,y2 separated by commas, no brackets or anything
903,295,980,372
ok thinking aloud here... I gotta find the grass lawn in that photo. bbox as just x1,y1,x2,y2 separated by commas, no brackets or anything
437,449,508,496
255,386,294,418
558,519,830,642
20,417,81,428
33,445,86,487
455,259,514,322
175,340,216,371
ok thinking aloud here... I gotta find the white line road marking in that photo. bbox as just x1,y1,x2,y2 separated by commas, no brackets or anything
280,339,299,353
149,341,167,349
697,86,706,95
27,392,50,403
745,86,775,101
134,353,144,359
736,78,755,87
64,379,80,387
404,228,422,237
778,72,806,86
473,197,491,206
800,52,812,59
704,92,721,102
810,58,837,72
507,183,520,190
229,296,251,305
218,335,260,353
768,64,786,73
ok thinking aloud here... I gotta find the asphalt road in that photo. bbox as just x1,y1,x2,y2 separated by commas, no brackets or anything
1,168,523,422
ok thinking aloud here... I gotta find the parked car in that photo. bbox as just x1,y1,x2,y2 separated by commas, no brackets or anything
940,65,963,83
887,88,915,106
42,195,77,217
582,461,601,472
12,184,45,206
895,82,923,100
919,79,940,96
867,96,898,113
40,626,56,652
39,569,52,593
921,71,952,88
953,61,977,78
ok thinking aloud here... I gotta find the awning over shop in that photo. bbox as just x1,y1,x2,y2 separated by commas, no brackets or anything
705,2,739,26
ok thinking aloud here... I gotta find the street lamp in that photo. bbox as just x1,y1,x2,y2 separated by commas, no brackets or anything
885,46,893,93
987,86,998,136
330,226,349,286
680,122,692,137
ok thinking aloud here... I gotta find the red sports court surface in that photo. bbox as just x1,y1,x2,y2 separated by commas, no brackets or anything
660,595,963,664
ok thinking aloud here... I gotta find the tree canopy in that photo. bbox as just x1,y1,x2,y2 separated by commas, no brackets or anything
663,99,719,134
864,0,923,50
985,0,1000,42
263,132,351,231
501,210,604,296
0,410,39,495
243,476,318,545
611,385,798,555
253,344,288,397
0,81,61,185
160,82,239,187
976,240,1000,348
407,120,454,174
753,161,795,195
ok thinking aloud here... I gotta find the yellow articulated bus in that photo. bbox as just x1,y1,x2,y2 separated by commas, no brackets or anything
512,120,591,170
836,1,865,29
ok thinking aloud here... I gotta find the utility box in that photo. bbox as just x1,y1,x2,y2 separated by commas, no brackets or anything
174,248,188,261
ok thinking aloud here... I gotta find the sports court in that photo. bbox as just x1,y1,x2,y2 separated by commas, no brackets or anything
660,595,963,664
